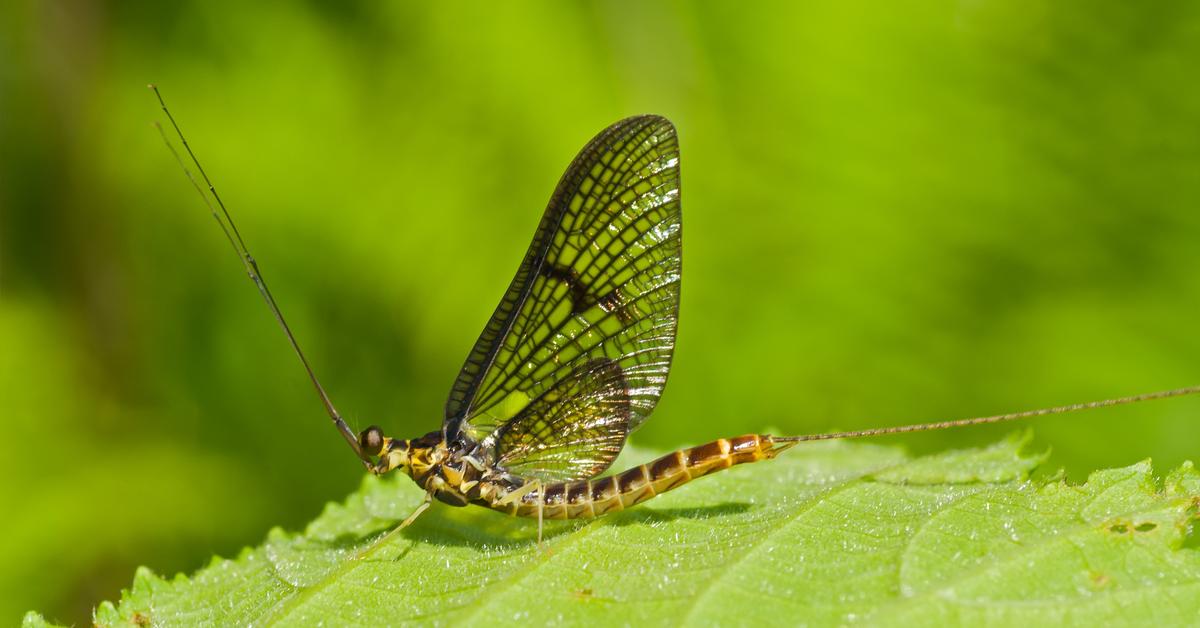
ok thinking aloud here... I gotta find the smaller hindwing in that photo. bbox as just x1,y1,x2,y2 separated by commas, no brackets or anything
486,359,631,482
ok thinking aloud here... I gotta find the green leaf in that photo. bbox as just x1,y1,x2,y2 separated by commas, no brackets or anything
27,434,1200,627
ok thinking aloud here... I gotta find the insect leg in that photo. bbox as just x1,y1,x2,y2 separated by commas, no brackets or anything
536,479,545,549
355,492,433,560
399,493,434,529
497,480,539,506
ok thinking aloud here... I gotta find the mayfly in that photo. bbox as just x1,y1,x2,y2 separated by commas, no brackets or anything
151,86,1200,544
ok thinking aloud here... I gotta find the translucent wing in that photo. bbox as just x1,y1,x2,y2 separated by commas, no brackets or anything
444,115,681,454
489,359,630,482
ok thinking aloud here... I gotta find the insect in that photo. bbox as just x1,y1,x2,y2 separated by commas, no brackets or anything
151,86,1200,545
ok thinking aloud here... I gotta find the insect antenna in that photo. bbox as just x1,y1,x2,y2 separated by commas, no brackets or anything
149,84,372,469
775,384,1200,443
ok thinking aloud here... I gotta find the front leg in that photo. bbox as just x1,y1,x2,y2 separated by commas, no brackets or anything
355,492,433,560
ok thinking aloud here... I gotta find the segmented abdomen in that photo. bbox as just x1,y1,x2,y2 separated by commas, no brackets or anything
489,434,789,519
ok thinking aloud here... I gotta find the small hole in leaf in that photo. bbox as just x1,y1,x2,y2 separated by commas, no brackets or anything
1134,522,1157,532
1089,571,1111,588
1109,524,1129,534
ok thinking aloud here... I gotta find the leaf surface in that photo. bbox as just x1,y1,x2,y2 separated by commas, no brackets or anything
25,435,1200,627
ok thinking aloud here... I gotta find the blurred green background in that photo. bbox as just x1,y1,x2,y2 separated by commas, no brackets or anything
3,0,1200,623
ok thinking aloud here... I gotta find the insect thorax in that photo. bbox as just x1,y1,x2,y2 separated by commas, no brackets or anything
373,430,510,508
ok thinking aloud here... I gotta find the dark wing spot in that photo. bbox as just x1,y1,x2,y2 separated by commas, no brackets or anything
541,264,638,323
541,265,591,315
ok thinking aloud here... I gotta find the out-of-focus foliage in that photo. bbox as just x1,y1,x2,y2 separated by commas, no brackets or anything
2,1,1199,624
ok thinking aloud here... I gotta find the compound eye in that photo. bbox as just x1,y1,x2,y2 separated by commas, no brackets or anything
359,425,385,457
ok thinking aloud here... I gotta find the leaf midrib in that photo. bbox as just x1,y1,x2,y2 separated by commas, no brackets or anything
673,470,879,625
449,513,616,624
